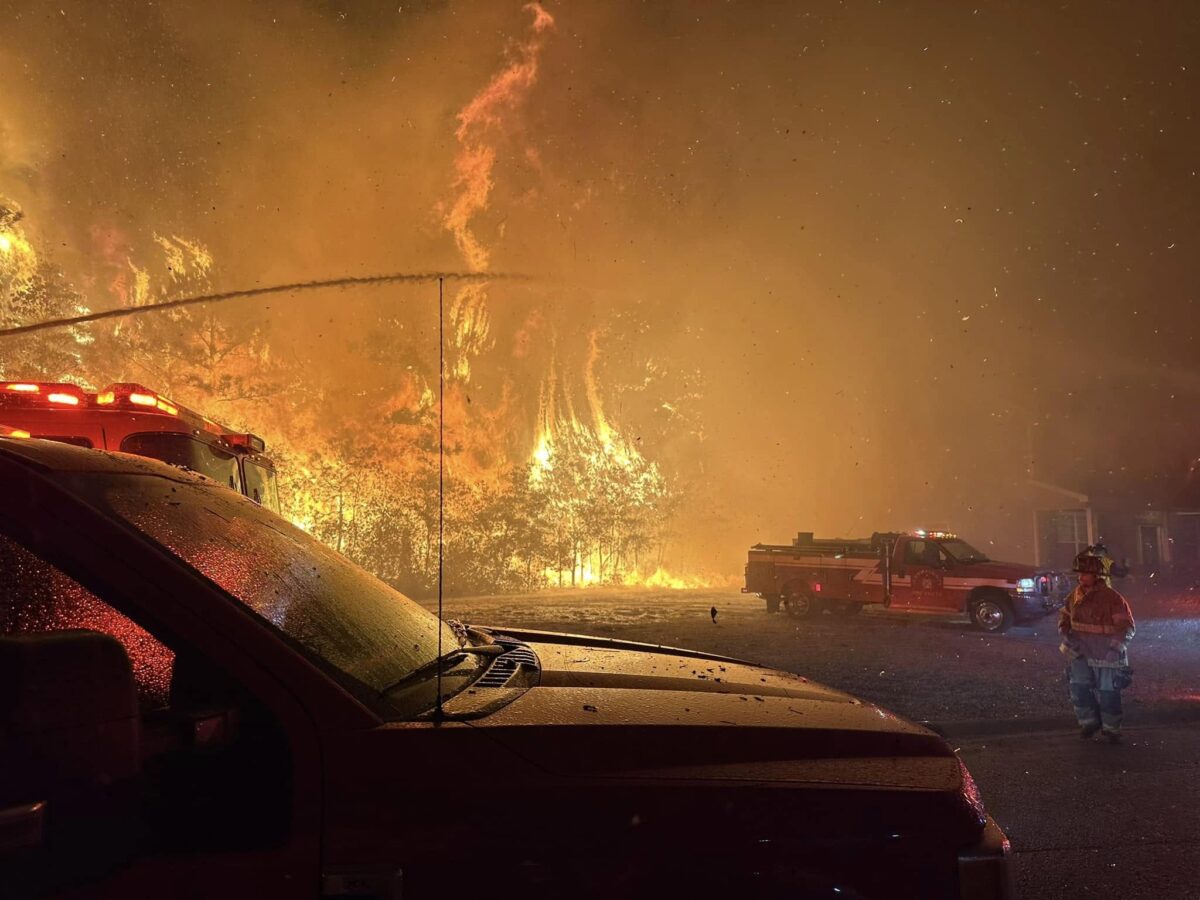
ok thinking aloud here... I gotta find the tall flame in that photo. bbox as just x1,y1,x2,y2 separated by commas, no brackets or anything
444,2,555,273
442,2,555,381
527,330,709,588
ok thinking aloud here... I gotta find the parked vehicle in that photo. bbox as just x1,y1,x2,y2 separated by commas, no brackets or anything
0,379,279,511
0,439,1012,899
745,530,1069,632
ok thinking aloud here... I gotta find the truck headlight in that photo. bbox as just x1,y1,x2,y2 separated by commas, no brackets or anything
1016,578,1036,593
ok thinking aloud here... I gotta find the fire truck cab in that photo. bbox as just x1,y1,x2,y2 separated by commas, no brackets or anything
745,529,1069,632
0,380,279,512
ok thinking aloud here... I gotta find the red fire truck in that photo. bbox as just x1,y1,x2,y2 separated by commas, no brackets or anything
744,530,1069,632
0,380,279,512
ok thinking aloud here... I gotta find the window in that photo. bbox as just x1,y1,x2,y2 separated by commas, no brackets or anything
905,540,946,567
0,532,173,709
243,457,280,512
0,529,291,853
120,432,242,493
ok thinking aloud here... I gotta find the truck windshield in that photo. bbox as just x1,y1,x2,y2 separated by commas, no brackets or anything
62,469,457,713
941,539,989,564
121,432,243,494
243,457,281,513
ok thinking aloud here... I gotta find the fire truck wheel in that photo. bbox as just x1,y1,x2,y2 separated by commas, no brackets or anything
970,593,1014,633
780,585,815,617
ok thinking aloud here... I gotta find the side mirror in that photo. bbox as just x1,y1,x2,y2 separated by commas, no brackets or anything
0,631,141,885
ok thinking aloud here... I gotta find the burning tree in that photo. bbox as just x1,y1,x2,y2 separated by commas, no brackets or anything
89,236,287,411
0,203,91,381
530,411,677,587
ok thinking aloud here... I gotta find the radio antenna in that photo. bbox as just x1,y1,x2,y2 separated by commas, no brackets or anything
434,276,446,721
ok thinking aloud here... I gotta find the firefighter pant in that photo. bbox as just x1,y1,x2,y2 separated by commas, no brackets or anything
1067,657,1123,734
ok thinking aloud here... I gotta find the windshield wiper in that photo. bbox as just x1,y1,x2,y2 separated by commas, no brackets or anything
377,645,505,698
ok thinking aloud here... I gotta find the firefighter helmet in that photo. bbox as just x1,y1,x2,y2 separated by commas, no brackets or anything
1072,552,1106,575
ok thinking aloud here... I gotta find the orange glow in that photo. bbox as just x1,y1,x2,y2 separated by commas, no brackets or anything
47,392,80,406
96,391,116,405
624,568,720,590
441,3,555,381
8,429,30,439
4,383,39,393
129,392,157,406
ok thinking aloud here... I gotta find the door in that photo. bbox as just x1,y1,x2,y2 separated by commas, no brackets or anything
890,539,950,610
0,497,323,898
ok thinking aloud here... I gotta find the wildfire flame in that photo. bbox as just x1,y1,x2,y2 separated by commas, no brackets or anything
442,2,555,381
528,330,716,589
445,2,555,273
0,214,39,297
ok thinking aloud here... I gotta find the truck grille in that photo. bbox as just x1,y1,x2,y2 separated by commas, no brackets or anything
474,646,539,688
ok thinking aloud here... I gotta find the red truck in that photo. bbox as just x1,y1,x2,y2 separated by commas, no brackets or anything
0,379,279,512
745,530,1069,632
0,439,1014,899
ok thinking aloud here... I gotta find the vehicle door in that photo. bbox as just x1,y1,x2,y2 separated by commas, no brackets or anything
0,461,348,899
889,539,951,610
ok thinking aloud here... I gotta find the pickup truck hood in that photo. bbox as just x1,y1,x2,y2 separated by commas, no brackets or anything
464,627,959,791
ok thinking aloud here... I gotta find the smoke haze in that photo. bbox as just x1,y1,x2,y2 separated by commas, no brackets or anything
2,0,1198,574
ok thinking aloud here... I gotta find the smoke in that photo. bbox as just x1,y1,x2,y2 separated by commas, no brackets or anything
2,1,1198,574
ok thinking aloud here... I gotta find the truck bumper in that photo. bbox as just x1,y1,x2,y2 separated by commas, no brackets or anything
958,815,1014,900
1011,590,1064,622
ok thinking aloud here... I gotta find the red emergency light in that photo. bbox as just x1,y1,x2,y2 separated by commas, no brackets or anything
0,379,241,443
225,433,267,453
99,383,181,417
0,382,87,406
913,529,958,540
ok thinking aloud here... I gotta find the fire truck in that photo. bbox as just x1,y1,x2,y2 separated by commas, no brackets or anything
744,530,1069,632
0,380,279,512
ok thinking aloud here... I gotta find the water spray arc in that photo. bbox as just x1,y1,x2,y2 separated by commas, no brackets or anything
0,271,528,339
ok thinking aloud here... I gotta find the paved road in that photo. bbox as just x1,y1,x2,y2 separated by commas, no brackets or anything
958,724,1200,899
430,587,1200,898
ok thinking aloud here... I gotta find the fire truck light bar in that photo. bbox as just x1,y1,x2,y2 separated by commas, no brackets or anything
914,529,958,540
1,382,86,403
3,380,209,429
225,433,267,453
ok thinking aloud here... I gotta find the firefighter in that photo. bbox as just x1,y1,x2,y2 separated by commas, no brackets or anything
1081,540,1129,586
1059,552,1136,742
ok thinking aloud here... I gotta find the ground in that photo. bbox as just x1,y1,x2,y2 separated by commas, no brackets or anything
426,587,1200,899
